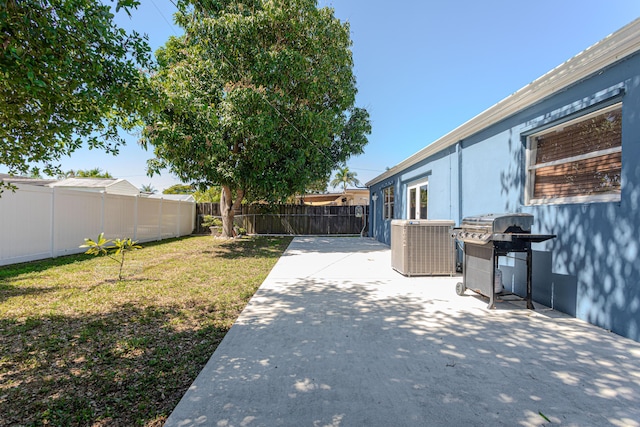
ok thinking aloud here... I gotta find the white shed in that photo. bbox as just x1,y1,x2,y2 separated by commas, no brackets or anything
141,193,196,202
0,173,58,187
48,178,140,196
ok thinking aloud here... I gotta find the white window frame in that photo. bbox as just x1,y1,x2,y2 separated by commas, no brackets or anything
383,186,394,220
407,180,428,220
525,103,622,205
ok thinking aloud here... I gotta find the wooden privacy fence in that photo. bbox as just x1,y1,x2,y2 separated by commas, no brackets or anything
196,204,369,235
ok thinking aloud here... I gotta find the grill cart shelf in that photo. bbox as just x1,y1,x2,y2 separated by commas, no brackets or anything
453,213,555,309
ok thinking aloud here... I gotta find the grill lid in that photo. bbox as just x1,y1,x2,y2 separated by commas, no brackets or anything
461,213,533,234
454,213,537,244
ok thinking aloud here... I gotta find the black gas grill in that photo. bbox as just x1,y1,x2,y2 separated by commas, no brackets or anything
453,213,555,309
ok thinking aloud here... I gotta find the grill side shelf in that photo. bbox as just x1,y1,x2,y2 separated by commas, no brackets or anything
492,233,556,243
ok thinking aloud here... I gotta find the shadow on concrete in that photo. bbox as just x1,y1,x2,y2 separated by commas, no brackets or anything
167,272,640,427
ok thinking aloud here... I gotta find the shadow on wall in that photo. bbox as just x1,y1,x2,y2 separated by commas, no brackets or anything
167,276,640,426
499,251,578,317
381,225,390,245
537,203,640,341
494,128,578,318
498,112,640,341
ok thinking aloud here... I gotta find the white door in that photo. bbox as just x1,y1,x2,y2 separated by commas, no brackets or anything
407,181,428,220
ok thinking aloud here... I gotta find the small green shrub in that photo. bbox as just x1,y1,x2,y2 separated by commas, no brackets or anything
201,215,223,228
81,233,142,281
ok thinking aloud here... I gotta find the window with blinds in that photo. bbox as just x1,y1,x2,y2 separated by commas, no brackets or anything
526,103,622,205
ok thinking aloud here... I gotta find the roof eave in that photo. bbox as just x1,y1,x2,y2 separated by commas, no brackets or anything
366,18,640,187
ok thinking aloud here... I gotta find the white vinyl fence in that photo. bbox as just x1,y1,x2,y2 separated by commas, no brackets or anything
0,184,195,266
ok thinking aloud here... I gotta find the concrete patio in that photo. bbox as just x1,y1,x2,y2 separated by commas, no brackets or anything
166,236,640,427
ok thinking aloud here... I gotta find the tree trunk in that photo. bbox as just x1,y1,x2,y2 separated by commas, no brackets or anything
220,185,244,239
220,185,234,238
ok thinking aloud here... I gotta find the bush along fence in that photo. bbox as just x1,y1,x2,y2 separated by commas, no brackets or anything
196,203,369,235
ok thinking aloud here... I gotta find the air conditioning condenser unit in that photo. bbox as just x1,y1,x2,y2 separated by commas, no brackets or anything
391,220,456,276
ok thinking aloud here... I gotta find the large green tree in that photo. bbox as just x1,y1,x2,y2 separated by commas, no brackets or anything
0,0,153,186
142,0,371,238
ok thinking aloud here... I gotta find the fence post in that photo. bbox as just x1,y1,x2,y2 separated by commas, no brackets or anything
177,199,181,237
191,202,196,235
133,195,138,240
100,191,105,235
50,186,56,258
158,197,163,241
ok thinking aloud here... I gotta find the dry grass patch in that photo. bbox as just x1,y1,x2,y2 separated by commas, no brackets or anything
0,235,292,426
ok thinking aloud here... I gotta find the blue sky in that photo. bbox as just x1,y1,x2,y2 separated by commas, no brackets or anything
7,1,639,191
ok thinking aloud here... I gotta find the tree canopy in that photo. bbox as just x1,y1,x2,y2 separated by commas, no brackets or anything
56,168,113,179
194,187,221,203
163,184,222,203
163,184,195,195
0,0,153,183
141,0,371,237
304,177,329,194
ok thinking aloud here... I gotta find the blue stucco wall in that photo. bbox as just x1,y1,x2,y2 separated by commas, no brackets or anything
369,52,640,341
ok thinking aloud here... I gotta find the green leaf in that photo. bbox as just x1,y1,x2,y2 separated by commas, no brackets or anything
538,412,551,422
0,0,153,181
80,233,143,280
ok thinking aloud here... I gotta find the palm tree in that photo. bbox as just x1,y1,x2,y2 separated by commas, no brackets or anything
140,183,157,194
57,169,76,179
330,166,360,193
75,168,113,178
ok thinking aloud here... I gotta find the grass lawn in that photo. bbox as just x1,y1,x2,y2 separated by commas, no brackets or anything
0,235,293,426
